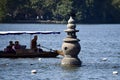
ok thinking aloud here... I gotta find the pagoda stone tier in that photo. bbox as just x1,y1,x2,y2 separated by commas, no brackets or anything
61,16,82,67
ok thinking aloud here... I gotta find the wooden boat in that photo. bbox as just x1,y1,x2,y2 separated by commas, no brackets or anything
0,49,59,58
0,31,61,58
55,50,64,56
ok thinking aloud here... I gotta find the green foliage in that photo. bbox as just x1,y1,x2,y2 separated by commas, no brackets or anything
1,0,120,23
112,0,120,8
0,0,6,22
54,0,73,20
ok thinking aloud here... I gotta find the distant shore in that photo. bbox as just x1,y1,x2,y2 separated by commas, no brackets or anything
1,20,120,24
1,20,67,24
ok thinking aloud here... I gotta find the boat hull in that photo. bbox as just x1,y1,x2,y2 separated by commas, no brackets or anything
0,50,58,58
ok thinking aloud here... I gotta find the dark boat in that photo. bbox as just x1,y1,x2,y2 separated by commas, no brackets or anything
0,49,59,58
0,31,61,58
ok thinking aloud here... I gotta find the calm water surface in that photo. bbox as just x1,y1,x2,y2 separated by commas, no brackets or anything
0,24,120,80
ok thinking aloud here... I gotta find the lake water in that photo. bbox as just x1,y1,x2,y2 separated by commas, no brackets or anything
0,24,120,80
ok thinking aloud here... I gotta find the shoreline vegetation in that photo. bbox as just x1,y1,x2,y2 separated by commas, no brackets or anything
1,0,120,24
1,20,67,24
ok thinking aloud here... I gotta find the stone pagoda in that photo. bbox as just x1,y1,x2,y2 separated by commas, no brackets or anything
61,16,82,67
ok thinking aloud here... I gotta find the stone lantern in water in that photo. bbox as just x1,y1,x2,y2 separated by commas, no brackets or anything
61,15,82,67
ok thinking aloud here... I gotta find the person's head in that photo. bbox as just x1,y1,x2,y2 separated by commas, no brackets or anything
15,41,19,45
34,35,38,40
9,41,13,45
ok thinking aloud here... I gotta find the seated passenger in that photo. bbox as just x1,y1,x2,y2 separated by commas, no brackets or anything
14,41,21,49
9,41,14,47
4,41,15,53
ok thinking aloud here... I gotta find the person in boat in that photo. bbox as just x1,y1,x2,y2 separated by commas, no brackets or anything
31,35,43,52
4,41,16,53
31,35,38,52
14,41,21,49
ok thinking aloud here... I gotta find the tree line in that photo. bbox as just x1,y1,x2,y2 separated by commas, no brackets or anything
0,0,120,23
